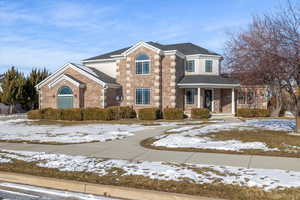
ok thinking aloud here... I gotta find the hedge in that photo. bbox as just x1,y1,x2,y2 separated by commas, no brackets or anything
40,108,61,120
138,108,161,120
163,108,184,120
27,106,137,121
105,106,136,120
27,110,42,119
237,108,270,118
191,108,210,119
82,107,106,121
61,108,83,121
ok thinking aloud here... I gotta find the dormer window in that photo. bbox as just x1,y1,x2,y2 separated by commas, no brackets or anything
185,60,195,72
136,53,150,74
205,60,213,72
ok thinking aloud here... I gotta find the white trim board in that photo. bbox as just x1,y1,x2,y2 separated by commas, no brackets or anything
122,41,162,56
48,74,85,88
36,63,106,89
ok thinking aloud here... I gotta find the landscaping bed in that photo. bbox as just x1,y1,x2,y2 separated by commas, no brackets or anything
141,119,300,157
0,149,299,200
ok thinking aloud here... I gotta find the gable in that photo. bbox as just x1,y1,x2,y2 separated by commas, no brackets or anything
36,63,106,89
48,74,85,89
121,41,161,56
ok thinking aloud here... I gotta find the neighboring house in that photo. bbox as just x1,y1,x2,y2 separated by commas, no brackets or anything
36,41,268,115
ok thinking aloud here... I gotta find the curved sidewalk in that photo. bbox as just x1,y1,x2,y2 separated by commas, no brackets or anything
0,126,299,171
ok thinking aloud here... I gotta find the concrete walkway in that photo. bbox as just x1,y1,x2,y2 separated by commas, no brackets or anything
0,126,299,171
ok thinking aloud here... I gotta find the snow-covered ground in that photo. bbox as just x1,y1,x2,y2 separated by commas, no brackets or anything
153,119,298,152
0,149,299,191
0,118,165,144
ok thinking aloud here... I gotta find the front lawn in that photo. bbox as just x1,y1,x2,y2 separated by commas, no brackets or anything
0,117,168,145
141,119,300,157
0,149,299,200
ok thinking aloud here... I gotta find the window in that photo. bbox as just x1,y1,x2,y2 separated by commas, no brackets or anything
238,91,246,104
135,53,150,74
58,86,73,95
247,89,255,104
186,88,196,104
205,60,213,72
185,60,195,72
57,86,73,109
136,88,150,104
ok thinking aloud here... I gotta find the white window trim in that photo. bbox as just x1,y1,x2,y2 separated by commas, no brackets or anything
135,59,151,75
185,88,196,105
135,88,151,105
185,60,195,72
205,60,213,73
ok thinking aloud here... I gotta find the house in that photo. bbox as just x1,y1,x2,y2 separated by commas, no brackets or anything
36,41,268,115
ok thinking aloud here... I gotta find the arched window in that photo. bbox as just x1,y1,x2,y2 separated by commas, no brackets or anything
135,53,150,74
58,86,73,95
57,86,73,109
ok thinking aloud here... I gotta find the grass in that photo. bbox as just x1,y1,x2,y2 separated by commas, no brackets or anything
0,160,299,200
141,129,300,158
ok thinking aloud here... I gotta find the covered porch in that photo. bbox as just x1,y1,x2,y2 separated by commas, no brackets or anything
178,75,240,115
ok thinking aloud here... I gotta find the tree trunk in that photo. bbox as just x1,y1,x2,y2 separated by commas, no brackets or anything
9,105,13,114
296,113,300,133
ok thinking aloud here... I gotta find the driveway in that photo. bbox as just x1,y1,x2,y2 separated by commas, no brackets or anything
0,125,299,171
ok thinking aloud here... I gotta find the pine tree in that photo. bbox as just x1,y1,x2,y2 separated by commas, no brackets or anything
0,67,25,113
24,68,50,109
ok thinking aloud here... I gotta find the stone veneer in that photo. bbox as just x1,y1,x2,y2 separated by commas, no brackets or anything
39,68,104,109
116,47,185,109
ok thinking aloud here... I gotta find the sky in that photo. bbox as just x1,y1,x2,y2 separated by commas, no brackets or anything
0,0,293,74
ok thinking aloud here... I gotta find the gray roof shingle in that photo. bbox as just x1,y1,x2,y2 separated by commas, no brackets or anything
178,75,240,86
83,42,220,61
71,63,117,84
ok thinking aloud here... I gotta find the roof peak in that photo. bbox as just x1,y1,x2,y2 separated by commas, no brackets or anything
83,41,221,62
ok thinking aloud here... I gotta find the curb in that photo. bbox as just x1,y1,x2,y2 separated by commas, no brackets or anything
0,171,223,200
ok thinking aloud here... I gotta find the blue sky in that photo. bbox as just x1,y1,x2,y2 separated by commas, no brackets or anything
0,0,292,74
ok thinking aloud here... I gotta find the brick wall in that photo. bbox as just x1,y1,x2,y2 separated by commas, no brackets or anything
39,68,103,109
116,47,161,109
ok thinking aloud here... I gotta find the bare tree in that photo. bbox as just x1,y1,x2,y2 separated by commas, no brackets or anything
225,1,300,131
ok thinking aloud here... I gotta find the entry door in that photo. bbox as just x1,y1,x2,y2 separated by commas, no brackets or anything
58,96,74,109
204,90,212,111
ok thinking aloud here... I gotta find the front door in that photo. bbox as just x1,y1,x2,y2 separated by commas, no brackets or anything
204,89,212,111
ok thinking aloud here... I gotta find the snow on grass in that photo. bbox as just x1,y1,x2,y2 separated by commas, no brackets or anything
153,119,296,152
0,182,118,200
0,118,162,144
0,149,300,191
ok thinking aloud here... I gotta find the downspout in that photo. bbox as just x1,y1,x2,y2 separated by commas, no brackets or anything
102,85,108,108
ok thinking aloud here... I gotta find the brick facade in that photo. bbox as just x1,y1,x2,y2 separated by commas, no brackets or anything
116,47,185,110
39,67,104,109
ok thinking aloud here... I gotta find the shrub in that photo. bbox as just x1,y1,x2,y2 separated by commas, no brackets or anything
237,108,270,118
27,110,42,119
138,108,161,120
82,107,106,120
104,106,120,120
119,106,136,119
163,108,184,120
61,108,82,121
191,108,210,119
40,108,61,120
105,106,136,120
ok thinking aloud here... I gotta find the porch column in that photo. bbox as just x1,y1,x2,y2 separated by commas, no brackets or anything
197,88,201,108
232,88,235,115
212,89,215,112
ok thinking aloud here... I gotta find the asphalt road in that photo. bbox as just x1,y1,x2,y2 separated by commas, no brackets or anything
0,182,115,200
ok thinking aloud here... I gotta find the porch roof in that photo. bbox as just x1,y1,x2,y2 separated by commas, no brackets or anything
178,75,240,88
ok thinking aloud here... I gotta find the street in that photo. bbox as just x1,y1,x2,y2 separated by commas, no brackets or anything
0,182,116,200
